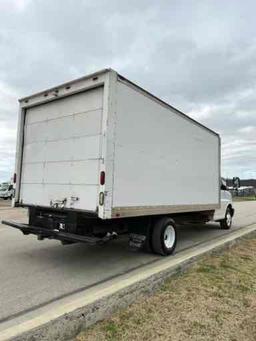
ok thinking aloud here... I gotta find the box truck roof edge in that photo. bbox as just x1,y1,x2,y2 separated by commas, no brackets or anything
19,68,219,139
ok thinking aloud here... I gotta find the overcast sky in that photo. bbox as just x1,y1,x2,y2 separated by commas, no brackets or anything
0,0,255,182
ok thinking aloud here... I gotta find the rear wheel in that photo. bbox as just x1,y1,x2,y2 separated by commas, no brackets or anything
151,217,177,256
220,207,232,230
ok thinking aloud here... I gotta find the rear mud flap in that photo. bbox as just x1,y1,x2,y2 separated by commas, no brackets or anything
129,233,146,249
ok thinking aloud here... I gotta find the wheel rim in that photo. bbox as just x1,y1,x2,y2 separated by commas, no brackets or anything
226,212,232,226
164,225,176,249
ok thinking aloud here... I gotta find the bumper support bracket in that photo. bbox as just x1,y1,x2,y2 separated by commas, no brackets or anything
1,220,105,245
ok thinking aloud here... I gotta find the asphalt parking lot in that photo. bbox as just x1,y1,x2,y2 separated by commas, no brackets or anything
0,200,12,209
0,200,256,329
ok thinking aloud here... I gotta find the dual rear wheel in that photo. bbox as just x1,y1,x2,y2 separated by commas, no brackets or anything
151,217,177,256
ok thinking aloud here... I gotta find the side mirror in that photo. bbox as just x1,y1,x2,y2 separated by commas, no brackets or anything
221,184,227,191
232,177,240,189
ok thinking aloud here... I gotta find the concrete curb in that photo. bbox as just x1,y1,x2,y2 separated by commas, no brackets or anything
1,223,256,341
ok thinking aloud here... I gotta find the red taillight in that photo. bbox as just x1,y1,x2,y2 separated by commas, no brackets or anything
13,173,17,184
100,171,105,185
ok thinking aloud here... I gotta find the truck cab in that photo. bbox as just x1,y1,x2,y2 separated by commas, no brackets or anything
213,179,234,229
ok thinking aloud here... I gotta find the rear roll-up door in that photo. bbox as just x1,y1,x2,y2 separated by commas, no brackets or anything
20,86,104,211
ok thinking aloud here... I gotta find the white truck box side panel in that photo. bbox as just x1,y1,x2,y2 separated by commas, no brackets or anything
20,87,104,211
113,81,219,210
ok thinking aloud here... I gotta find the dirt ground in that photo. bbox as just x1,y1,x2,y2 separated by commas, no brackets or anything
76,236,256,341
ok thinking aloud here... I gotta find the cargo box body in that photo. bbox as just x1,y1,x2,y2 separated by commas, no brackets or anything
14,69,220,220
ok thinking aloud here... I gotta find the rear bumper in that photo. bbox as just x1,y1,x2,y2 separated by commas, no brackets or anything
1,220,103,245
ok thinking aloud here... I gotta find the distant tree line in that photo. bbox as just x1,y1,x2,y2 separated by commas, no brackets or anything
226,178,256,188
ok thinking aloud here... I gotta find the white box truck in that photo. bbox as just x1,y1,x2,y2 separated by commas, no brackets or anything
2,69,234,255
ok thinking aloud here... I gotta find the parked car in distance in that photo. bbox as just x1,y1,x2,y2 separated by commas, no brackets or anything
0,182,14,200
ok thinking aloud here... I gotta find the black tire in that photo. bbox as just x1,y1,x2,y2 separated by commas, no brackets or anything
220,207,233,230
151,217,177,256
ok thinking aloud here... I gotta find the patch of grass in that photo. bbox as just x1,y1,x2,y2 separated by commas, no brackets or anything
233,196,256,201
76,237,256,341
196,263,218,273
104,322,119,340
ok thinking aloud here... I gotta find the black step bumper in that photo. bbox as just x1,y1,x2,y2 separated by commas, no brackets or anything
1,220,104,245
